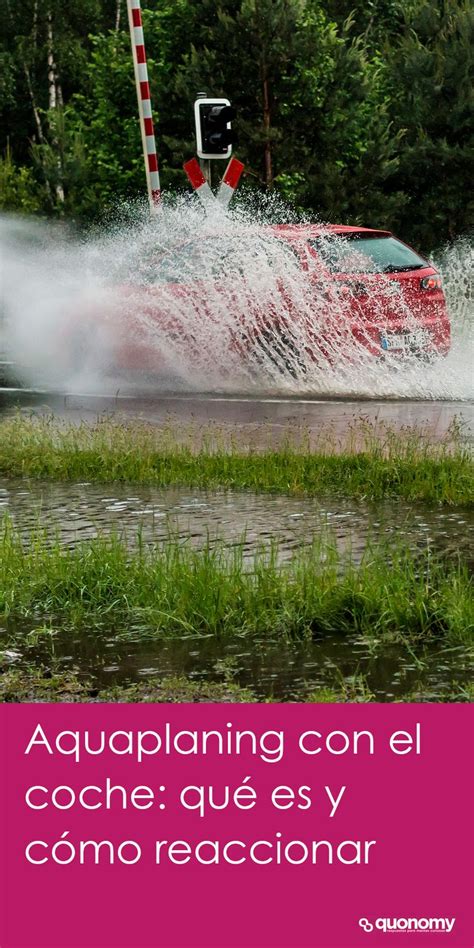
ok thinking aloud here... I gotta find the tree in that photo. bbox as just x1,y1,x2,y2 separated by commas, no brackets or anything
0,145,41,213
0,0,125,212
384,0,474,247
0,0,471,248
168,0,339,188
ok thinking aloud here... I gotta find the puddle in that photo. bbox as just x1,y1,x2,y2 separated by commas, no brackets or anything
1,617,472,702
0,478,472,563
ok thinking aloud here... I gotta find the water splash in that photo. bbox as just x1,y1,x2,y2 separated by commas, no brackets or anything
0,197,472,399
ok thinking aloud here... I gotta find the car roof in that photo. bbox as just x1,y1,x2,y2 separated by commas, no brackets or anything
144,224,395,264
267,224,393,240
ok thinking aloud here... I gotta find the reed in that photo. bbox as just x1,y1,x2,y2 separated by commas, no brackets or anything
1,519,471,641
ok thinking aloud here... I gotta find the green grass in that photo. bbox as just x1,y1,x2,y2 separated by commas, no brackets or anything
0,666,257,703
1,519,472,642
0,414,472,504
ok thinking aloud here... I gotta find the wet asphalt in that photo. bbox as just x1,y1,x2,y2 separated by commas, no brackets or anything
0,386,472,447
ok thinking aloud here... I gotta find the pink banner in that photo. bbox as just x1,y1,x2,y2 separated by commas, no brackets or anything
0,703,472,947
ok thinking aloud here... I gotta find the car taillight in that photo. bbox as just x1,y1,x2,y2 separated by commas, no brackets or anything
420,274,442,290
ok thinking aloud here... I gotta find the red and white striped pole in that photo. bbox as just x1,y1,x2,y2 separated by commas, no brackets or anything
126,0,161,211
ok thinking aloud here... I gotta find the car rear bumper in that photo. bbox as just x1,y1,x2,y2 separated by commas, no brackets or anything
350,315,451,357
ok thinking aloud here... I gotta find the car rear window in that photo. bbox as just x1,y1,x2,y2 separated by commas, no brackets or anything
308,235,428,274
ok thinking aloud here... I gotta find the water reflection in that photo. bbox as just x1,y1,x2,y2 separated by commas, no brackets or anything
1,618,472,702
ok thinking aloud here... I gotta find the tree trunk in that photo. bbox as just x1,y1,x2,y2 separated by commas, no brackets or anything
262,67,273,188
46,10,65,205
23,63,45,145
115,0,122,32
47,11,57,110
5,0,40,137
32,0,38,53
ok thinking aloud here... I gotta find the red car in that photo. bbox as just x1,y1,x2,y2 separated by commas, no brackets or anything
301,224,450,361
69,224,451,379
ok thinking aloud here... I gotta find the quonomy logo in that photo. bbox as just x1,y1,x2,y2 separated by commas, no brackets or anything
358,917,456,934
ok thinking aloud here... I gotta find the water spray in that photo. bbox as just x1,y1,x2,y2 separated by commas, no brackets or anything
0,205,471,400
126,0,161,212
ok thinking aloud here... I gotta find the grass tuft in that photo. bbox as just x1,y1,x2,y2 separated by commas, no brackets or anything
0,518,472,642
0,414,471,504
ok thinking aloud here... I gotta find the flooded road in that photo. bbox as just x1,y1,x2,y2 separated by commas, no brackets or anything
0,387,473,449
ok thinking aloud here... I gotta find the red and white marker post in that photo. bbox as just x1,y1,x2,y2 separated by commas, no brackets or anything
183,158,217,208
184,156,245,210
126,0,161,211
217,157,245,207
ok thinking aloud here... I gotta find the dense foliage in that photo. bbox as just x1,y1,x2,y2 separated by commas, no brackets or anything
1,0,473,248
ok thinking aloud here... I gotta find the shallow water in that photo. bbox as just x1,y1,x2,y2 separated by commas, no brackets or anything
1,616,472,702
1,478,473,562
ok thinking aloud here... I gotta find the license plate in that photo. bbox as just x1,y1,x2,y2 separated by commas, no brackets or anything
380,330,428,351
